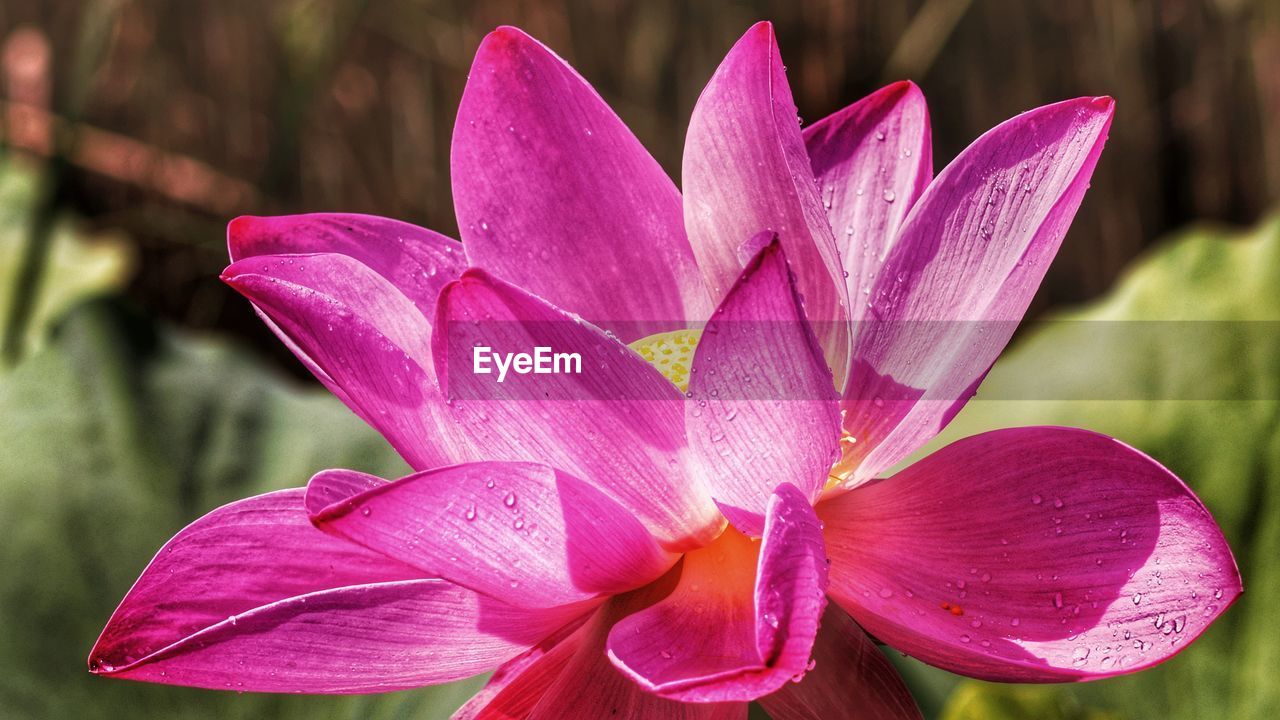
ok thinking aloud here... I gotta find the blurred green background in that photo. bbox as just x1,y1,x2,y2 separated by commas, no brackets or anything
0,1,1277,718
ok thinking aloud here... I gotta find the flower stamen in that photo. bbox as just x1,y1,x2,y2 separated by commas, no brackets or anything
629,329,702,393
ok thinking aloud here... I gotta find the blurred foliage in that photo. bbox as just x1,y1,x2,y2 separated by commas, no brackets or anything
894,215,1280,718
0,296,495,717
0,0,1276,371
0,158,131,362
941,684,1120,720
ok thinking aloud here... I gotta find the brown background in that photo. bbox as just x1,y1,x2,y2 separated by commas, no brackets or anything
2,0,1276,372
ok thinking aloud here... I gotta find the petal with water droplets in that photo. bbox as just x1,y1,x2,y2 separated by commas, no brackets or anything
88,489,578,692
607,484,828,701
803,81,932,307
819,427,1241,682
309,463,675,609
840,97,1114,484
453,27,710,340
433,269,723,550
683,21,849,373
222,253,478,471
687,238,841,535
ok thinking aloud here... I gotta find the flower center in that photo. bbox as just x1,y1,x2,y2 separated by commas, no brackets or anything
631,328,855,491
628,329,702,393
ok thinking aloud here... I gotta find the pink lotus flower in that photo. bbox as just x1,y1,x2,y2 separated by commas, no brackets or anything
90,22,1241,719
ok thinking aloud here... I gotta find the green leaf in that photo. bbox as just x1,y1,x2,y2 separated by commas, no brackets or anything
0,159,132,363
918,216,1280,719
0,299,482,719
941,683,1120,720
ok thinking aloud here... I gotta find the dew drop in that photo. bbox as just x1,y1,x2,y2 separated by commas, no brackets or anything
1071,646,1090,666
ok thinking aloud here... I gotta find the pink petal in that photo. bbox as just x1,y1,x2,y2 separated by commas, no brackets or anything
840,97,1114,483
524,574,747,719
452,27,710,340
687,238,841,534
683,21,849,372
89,490,578,692
309,463,676,609
222,253,476,471
606,484,828,702
434,269,722,550
819,427,1242,682
304,467,386,515
227,213,465,316
803,81,932,306
759,604,922,720
453,615,590,720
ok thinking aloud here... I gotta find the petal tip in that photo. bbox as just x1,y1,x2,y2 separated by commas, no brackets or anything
475,25,542,67
731,21,777,56
226,214,265,260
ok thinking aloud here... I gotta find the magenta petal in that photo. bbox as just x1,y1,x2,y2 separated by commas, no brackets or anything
227,213,465,316
309,463,676,609
223,253,476,471
96,580,579,693
453,618,587,720
607,484,828,702
303,467,385,516
803,81,932,305
687,238,841,534
529,576,748,720
89,490,576,692
452,27,710,339
683,21,849,371
434,269,722,550
760,605,922,720
841,97,1114,483
820,427,1242,682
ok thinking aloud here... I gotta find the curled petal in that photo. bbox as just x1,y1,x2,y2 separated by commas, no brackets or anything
453,27,710,339
841,97,1115,483
684,21,849,372
687,238,841,534
309,463,676,609
820,427,1241,682
304,468,385,516
607,484,828,701
803,81,932,304
89,490,577,692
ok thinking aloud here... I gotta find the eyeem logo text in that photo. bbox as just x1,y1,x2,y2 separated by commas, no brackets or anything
472,346,582,382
